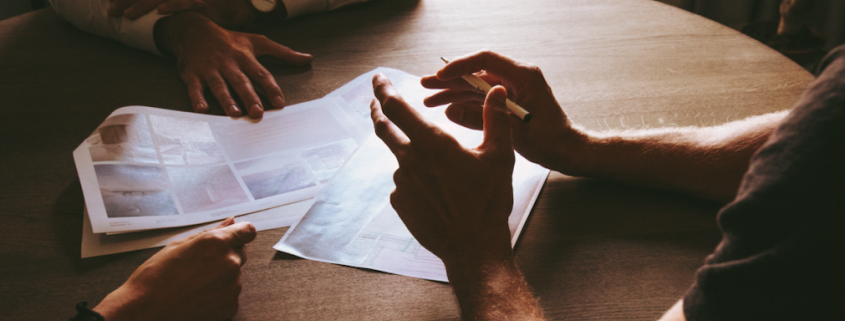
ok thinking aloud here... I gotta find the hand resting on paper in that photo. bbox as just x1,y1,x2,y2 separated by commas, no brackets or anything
370,73,545,320
91,217,256,321
108,0,264,28
153,11,312,119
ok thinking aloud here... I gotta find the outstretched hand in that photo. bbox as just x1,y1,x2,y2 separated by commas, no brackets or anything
422,51,588,174
370,73,515,266
155,12,312,119
93,217,257,321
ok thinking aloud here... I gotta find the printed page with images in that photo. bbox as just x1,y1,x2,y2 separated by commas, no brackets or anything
74,98,369,233
275,69,549,282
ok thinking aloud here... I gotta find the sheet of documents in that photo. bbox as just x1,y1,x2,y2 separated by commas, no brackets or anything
275,69,550,282
74,98,369,234
81,200,313,258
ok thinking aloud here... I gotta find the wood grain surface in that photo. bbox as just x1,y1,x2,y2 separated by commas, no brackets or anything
0,0,813,320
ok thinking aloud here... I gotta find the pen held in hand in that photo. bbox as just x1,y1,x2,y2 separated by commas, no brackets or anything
440,57,532,122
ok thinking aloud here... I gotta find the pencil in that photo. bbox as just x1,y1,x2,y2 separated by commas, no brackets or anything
440,57,532,122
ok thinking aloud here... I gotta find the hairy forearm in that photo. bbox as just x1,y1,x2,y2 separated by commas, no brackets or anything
567,111,786,202
445,256,545,321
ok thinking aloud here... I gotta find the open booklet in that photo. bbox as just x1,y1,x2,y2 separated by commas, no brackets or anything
274,69,550,282
74,97,370,234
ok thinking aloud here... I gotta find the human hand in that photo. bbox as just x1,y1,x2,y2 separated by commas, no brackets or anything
155,12,312,118
370,73,516,266
108,0,260,28
93,217,257,321
421,51,589,174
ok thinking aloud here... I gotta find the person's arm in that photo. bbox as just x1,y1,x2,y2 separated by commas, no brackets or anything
108,0,372,28
88,218,257,321
421,51,787,203
49,0,167,54
50,0,312,118
370,73,545,320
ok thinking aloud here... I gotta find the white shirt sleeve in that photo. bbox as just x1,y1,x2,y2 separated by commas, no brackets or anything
49,0,167,55
282,0,372,18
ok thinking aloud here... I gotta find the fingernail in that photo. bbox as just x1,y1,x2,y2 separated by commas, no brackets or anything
250,103,262,115
195,102,207,112
273,95,284,108
230,104,241,115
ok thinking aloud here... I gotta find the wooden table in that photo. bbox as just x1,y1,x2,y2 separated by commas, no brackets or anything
0,0,813,319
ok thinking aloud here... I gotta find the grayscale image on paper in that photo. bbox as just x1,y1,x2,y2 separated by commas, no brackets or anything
87,114,157,164
94,164,178,218
166,164,249,213
301,139,358,182
235,154,318,200
149,115,225,166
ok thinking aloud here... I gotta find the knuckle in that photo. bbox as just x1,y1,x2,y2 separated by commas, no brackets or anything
230,74,251,87
225,255,242,270
199,231,229,250
254,68,271,79
380,95,404,112
524,64,546,81
207,77,227,90
373,117,391,138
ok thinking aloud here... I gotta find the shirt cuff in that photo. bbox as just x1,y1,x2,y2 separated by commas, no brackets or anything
115,11,168,55
281,0,327,18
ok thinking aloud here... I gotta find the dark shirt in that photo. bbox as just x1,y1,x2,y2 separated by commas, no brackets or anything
684,46,845,320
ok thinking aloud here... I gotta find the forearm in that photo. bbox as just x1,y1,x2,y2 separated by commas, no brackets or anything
444,255,545,321
566,111,786,202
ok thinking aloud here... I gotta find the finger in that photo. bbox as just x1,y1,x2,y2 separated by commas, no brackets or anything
251,36,313,66
215,217,236,229
218,222,257,247
124,0,167,20
372,73,434,142
476,71,504,87
437,51,528,82
423,89,485,107
222,67,263,118
157,0,203,14
233,245,248,266
205,73,242,117
420,75,476,91
370,98,410,154
243,59,285,110
480,86,514,155
445,102,484,131
181,73,209,113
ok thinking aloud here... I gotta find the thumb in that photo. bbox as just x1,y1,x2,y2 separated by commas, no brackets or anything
481,86,513,155
218,222,257,247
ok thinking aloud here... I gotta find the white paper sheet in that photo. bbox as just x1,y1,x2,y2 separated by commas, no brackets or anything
81,200,313,258
74,98,369,233
275,69,549,282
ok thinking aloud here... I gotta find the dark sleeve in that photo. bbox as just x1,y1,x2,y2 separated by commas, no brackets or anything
683,45,845,321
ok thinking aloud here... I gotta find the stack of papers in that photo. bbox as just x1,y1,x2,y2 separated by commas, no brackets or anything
74,68,549,282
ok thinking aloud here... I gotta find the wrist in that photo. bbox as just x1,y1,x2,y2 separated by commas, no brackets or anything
546,124,597,176
93,284,158,321
153,11,210,57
